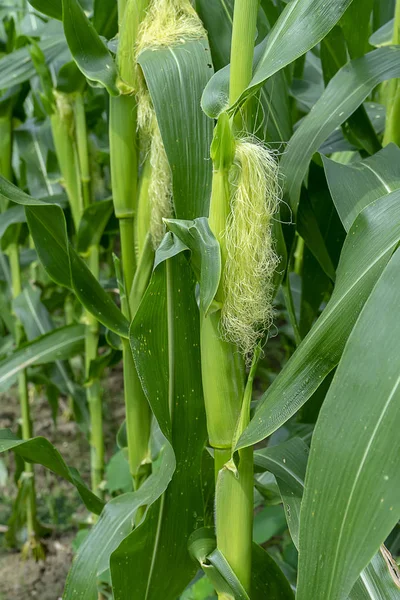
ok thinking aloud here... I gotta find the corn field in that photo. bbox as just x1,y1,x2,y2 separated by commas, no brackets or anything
0,0,400,598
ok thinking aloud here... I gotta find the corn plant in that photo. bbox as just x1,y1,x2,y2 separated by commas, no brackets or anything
0,0,400,598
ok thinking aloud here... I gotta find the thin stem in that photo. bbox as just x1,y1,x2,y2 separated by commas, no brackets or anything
85,246,104,498
119,217,137,308
8,242,38,546
50,100,83,230
74,93,92,209
229,0,259,129
109,0,152,488
122,339,151,486
206,2,260,594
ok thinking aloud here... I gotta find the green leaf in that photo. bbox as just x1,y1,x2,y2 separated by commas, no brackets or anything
281,46,400,214
340,0,374,59
61,0,119,95
138,38,213,219
164,218,221,315
63,445,175,600
370,19,394,47
28,0,62,19
238,189,400,450
323,144,400,232
0,176,129,338
93,0,118,39
255,438,400,599
13,284,53,341
0,323,85,392
12,284,82,411
189,528,294,599
349,548,400,600
0,205,26,242
111,253,208,599
195,0,292,144
0,429,103,514
202,0,355,117
77,199,114,254
255,438,308,547
297,248,400,600
0,36,68,90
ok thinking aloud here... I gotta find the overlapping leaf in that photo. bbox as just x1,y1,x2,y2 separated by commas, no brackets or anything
323,144,400,231
202,0,355,117
0,429,103,514
0,323,85,392
281,46,400,213
238,189,400,450
138,38,214,219
298,248,400,600
0,176,129,338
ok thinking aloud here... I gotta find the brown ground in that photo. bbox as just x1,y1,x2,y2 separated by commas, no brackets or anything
0,365,124,600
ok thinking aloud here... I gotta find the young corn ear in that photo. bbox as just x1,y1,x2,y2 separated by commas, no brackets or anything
136,0,205,247
222,139,280,361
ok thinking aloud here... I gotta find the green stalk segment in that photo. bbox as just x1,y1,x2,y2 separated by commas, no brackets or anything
85,245,104,497
0,113,12,195
201,1,260,593
108,0,152,486
50,93,83,230
383,0,400,145
8,241,39,553
229,0,259,106
74,93,92,209
51,89,105,499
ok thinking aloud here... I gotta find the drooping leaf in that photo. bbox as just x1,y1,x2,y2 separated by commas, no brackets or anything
61,0,119,95
202,0,355,117
281,46,400,214
323,144,400,231
111,252,207,600
138,38,213,219
0,323,85,392
0,429,103,514
0,176,129,338
297,248,400,600
238,189,400,450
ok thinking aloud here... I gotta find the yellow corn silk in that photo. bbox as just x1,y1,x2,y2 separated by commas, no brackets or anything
222,138,280,361
135,0,206,247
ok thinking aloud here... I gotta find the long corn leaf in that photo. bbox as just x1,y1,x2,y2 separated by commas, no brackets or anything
281,46,400,214
0,429,103,514
0,176,129,338
297,248,400,600
238,189,400,450
323,144,400,231
0,324,85,392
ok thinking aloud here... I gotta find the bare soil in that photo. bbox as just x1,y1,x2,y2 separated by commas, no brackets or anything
0,365,124,600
